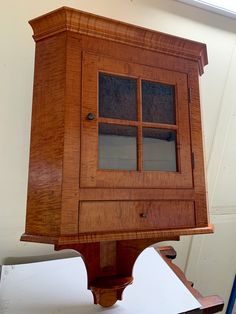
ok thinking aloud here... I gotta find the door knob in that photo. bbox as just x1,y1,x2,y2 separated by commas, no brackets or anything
87,112,95,120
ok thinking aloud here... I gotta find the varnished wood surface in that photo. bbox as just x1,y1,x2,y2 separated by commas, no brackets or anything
80,52,193,189
60,33,81,235
79,200,195,233
187,66,209,227
29,7,207,75
55,237,178,307
25,32,67,237
98,117,179,130
79,32,200,77
23,7,210,245
20,8,215,308
54,241,223,309
21,224,213,245
79,187,196,200
158,246,224,314
90,276,133,307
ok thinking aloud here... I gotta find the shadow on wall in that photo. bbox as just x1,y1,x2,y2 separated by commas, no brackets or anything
144,0,236,33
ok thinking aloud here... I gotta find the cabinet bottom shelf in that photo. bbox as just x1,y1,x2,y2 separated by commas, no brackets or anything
21,224,214,245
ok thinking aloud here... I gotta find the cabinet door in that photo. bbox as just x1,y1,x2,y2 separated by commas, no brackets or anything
80,53,193,188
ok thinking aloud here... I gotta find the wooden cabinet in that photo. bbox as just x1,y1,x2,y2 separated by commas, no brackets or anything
21,7,212,307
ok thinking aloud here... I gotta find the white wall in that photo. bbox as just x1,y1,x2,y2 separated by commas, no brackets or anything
1,1,236,311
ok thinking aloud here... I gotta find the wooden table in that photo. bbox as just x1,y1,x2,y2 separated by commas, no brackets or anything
158,246,224,314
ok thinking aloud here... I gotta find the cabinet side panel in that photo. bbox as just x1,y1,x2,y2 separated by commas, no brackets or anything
188,66,209,227
60,33,81,235
25,33,67,237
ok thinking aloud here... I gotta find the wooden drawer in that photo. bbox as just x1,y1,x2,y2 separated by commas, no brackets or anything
79,200,195,233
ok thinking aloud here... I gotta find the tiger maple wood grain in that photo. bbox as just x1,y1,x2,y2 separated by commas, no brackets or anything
23,6,210,245
80,52,193,189
29,6,207,74
79,200,195,233
25,33,67,237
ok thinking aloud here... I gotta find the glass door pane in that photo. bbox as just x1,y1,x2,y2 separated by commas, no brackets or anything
99,73,137,121
99,123,137,170
142,80,175,124
142,128,177,171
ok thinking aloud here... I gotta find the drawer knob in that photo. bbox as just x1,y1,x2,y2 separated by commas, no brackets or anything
139,212,148,218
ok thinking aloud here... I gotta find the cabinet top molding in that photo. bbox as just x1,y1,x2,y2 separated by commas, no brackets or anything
29,6,208,75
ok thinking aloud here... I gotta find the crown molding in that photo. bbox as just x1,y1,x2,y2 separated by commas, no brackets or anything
29,7,208,75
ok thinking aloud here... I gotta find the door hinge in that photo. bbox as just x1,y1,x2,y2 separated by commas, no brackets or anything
188,87,192,103
191,152,195,170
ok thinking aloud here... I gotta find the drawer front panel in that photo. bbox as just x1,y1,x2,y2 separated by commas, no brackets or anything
79,201,195,233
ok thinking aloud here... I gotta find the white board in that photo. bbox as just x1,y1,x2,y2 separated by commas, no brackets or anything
0,247,200,314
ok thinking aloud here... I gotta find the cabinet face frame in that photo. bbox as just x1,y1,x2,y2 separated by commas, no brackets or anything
80,52,193,189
